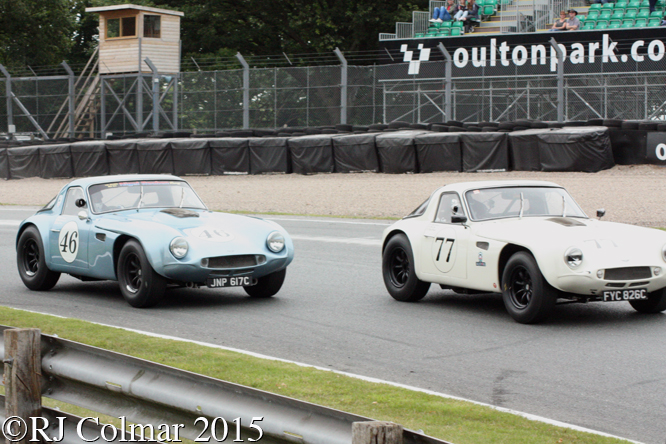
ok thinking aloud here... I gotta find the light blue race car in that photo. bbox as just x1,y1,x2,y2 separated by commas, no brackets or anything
16,174,294,308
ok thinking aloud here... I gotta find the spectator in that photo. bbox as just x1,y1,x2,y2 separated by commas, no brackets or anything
591,0,610,4
650,0,657,12
550,11,568,31
430,4,452,22
446,0,456,15
460,0,480,32
453,0,468,20
565,9,580,30
661,14,666,24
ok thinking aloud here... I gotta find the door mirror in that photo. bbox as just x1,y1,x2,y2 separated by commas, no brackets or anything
78,210,89,221
596,208,606,219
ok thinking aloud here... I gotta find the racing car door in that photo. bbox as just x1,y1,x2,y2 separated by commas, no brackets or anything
421,192,469,280
49,186,90,270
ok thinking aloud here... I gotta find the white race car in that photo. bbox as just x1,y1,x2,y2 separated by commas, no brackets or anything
381,180,666,323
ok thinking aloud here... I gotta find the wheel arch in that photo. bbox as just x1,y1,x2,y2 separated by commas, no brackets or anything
382,229,409,254
113,235,137,278
498,244,532,284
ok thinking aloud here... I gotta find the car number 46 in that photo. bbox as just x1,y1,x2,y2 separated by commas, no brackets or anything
58,221,79,263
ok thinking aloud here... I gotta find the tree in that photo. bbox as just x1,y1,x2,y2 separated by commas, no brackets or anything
0,0,75,69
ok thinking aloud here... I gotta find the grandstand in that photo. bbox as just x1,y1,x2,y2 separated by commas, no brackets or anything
379,0,666,39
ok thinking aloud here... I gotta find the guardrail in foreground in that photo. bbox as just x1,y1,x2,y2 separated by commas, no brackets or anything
0,327,452,444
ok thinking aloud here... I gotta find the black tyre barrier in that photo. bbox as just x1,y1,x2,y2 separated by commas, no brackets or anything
335,124,353,132
587,118,604,126
638,122,658,131
607,129,648,165
2,125,633,179
332,133,379,173
508,129,552,171
548,122,565,128
40,144,73,179
410,123,428,130
137,139,174,174
287,134,335,174
209,138,250,175
461,132,509,172
563,121,587,127
431,124,449,132
71,141,109,177
446,120,464,127
375,130,428,173
388,121,411,129
369,123,388,131
171,138,211,176
498,121,517,130
106,140,140,175
658,123,666,132
414,133,462,172
538,126,614,172
249,137,291,174
603,119,623,127
0,148,9,180
466,126,483,132
621,121,640,130
529,121,549,129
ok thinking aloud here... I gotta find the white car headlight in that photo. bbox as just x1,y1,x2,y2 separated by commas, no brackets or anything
170,237,189,259
564,247,583,269
267,231,285,253
662,244,666,262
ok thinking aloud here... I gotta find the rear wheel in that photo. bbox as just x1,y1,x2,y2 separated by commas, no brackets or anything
502,251,556,323
382,234,430,302
244,269,286,298
16,226,60,291
117,240,166,308
629,289,666,313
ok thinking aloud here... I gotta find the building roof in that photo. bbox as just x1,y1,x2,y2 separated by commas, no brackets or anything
85,4,184,17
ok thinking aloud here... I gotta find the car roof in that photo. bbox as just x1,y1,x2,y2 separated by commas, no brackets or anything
436,180,563,195
66,174,185,188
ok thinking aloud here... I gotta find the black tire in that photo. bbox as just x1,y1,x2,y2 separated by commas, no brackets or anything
501,251,556,324
16,226,60,291
244,268,286,298
117,240,166,308
629,289,666,314
382,234,430,302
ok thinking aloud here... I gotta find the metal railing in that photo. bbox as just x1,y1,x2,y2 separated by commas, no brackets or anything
0,326,451,444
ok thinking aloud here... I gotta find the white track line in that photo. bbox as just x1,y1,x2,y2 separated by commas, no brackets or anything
12,308,642,444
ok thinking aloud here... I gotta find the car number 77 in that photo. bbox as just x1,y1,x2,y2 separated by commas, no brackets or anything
435,237,455,262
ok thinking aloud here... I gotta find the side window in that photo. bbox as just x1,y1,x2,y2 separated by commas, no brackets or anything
62,187,86,216
434,193,464,223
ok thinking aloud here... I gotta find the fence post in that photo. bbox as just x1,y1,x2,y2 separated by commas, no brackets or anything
4,328,42,444
437,43,452,122
334,48,348,124
549,37,564,123
235,52,250,129
0,65,13,134
145,58,160,133
352,421,403,444
61,61,75,138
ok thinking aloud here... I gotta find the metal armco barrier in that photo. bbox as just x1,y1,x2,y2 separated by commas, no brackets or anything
0,327,452,444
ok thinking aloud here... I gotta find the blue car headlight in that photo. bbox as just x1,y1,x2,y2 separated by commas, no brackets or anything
170,237,189,259
267,231,285,253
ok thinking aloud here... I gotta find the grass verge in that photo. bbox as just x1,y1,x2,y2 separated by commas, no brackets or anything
0,306,630,444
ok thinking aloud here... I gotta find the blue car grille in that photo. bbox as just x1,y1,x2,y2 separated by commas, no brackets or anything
604,267,651,280
206,255,266,269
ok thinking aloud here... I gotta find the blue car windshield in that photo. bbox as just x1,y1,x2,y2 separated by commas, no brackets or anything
88,180,207,213
464,186,587,221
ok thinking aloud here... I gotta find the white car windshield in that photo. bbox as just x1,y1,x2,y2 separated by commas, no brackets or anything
88,180,207,213
464,186,586,221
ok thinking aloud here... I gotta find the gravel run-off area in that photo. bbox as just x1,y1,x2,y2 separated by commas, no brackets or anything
1,164,665,227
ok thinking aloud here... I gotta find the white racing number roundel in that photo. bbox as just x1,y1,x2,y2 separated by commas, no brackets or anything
431,227,458,273
58,221,79,263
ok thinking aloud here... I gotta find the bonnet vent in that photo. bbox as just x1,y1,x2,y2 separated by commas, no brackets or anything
160,208,200,218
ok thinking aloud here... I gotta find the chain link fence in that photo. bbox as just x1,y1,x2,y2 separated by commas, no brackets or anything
2,44,666,139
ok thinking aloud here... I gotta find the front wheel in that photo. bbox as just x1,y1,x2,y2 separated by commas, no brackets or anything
629,289,666,313
502,251,556,324
244,268,286,298
16,226,60,291
382,234,430,302
117,240,166,308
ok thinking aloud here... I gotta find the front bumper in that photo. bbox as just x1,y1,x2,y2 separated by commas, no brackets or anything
160,253,291,284
555,265,666,296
